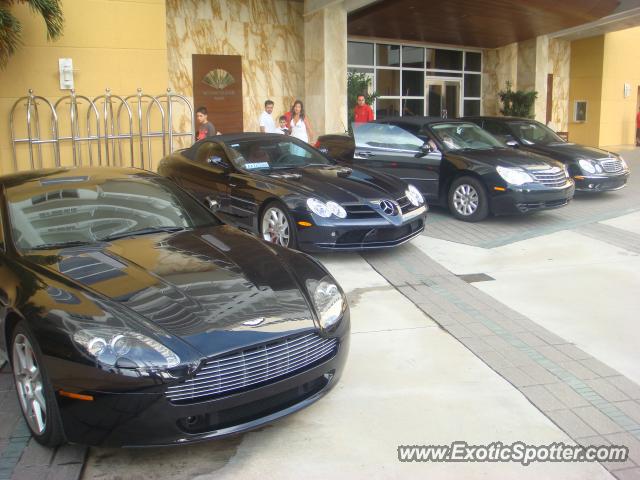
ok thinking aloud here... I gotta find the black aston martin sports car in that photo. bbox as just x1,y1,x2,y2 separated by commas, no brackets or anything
317,117,575,222
157,133,428,252
0,168,349,447
463,116,631,192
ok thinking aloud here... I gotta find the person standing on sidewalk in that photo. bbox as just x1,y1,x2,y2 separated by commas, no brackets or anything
353,94,374,124
195,106,216,141
260,100,276,133
289,100,313,144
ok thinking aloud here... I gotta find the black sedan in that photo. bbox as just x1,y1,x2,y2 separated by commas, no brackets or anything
464,116,631,192
157,133,427,252
0,168,349,447
318,117,575,222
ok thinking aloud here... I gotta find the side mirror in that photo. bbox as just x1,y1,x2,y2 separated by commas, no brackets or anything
207,155,229,168
205,196,220,212
503,135,519,148
416,143,436,157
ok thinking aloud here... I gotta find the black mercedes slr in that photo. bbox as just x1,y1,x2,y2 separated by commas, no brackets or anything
0,168,349,447
157,133,427,252
464,116,631,192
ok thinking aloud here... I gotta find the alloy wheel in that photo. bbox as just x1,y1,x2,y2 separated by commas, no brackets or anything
452,184,479,216
12,334,47,435
262,207,290,247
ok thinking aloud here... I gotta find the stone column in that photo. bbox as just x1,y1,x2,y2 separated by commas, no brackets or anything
304,0,348,140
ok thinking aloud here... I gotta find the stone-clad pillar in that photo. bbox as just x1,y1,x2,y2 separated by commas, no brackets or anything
304,1,348,139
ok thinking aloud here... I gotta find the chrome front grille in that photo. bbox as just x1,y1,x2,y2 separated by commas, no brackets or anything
166,333,338,404
530,168,567,187
600,158,623,173
344,204,380,219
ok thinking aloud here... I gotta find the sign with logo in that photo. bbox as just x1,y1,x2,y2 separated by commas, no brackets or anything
192,54,243,134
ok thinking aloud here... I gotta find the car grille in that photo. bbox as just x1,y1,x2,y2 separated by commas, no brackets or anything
344,204,380,219
600,158,623,173
530,168,567,187
166,332,338,404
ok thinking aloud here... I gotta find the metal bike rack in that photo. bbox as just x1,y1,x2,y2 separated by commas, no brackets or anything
93,89,134,167
10,89,60,170
9,88,194,173
54,90,101,167
120,88,166,170
155,88,195,154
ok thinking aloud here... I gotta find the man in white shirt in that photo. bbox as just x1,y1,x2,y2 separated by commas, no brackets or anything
259,100,276,133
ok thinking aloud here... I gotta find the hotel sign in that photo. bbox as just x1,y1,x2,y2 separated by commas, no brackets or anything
192,54,243,134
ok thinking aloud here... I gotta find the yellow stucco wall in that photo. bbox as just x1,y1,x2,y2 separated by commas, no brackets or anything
599,26,640,147
568,36,604,147
0,0,169,175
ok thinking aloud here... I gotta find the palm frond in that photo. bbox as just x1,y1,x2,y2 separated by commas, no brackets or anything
21,0,64,40
0,8,21,69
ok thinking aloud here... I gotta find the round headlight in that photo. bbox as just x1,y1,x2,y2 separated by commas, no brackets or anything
595,163,604,173
326,201,347,219
73,328,180,369
306,198,331,218
496,166,534,186
406,184,424,206
308,278,345,330
578,159,596,174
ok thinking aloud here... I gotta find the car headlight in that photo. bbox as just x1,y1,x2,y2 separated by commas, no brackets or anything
307,277,346,330
306,198,346,219
578,159,596,174
73,328,180,369
405,184,424,206
496,166,534,186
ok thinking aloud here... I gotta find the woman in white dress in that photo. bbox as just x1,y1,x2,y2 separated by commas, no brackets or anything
288,100,314,144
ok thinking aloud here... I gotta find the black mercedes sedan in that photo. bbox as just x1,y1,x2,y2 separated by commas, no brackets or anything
157,133,427,252
318,117,575,222
0,168,349,447
464,116,631,192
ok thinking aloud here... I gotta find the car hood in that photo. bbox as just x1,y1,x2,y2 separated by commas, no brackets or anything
522,143,615,163
37,226,317,357
259,165,407,202
449,147,562,170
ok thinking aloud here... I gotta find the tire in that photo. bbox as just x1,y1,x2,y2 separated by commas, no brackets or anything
448,176,489,222
11,322,66,447
259,201,298,249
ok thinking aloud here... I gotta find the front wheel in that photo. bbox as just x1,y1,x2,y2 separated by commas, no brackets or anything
448,176,489,222
11,322,65,447
260,201,298,249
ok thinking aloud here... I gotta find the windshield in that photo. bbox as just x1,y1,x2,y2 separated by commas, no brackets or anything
353,123,425,152
508,121,565,146
226,137,334,172
431,122,505,151
6,175,218,251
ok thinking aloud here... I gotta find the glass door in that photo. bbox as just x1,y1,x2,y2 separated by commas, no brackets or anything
425,78,462,118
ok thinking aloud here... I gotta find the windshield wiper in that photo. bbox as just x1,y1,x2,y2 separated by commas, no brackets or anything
98,226,187,242
29,240,93,251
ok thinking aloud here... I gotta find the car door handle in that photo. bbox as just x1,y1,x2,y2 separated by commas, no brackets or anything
229,183,237,188
355,152,373,159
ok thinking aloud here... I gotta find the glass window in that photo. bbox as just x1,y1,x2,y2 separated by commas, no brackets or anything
348,41,374,65
227,137,333,171
6,176,218,251
426,71,462,78
508,121,565,146
402,70,424,97
376,99,400,118
434,49,463,70
431,122,503,151
353,123,424,152
465,52,482,72
463,100,481,116
464,74,481,98
402,46,424,68
377,44,401,67
376,69,400,96
402,99,424,117
194,142,229,165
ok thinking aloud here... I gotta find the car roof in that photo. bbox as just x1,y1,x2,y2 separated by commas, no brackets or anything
375,116,480,127
0,167,152,190
462,116,538,123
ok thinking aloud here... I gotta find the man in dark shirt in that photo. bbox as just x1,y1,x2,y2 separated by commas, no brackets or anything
196,106,216,141
353,94,374,124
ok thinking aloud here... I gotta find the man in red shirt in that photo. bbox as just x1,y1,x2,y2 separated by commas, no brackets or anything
353,94,374,124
